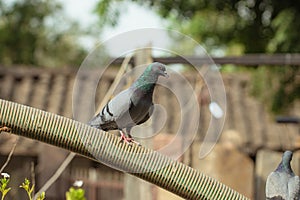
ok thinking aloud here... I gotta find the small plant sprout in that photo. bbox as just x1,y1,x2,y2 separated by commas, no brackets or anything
19,178,34,200
0,173,11,200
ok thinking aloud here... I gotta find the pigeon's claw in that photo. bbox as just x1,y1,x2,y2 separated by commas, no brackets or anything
119,131,132,145
131,139,141,146
119,131,140,146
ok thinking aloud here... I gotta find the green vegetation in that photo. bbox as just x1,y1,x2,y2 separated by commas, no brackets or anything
0,0,88,67
19,178,45,200
0,176,44,200
0,175,87,200
95,0,300,54
0,176,11,200
66,187,87,200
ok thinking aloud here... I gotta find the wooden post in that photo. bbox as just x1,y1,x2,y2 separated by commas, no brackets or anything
124,45,153,200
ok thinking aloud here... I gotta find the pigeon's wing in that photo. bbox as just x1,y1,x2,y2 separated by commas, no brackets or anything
266,172,289,200
135,103,154,125
288,175,300,200
88,89,133,129
106,89,133,119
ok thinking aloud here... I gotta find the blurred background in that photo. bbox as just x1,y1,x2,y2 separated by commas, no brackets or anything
0,0,299,199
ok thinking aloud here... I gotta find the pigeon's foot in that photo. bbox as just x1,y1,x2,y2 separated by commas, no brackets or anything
119,131,140,146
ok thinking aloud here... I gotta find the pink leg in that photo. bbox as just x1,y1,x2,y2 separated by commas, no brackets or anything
119,131,140,146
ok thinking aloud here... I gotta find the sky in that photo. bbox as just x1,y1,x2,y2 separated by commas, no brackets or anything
58,0,171,56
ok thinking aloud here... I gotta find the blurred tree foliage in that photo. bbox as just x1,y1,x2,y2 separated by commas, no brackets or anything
95,0,300,114
0,0,87,67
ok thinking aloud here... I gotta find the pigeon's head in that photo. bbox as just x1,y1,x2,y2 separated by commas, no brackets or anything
282,150,293,163
149,62,168,78
135,62,168,87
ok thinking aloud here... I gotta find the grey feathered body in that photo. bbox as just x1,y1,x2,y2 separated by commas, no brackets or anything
88,62,167,134
266,151,300,200
88,85,154,131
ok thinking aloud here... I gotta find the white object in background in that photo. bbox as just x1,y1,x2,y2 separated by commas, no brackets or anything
73,180,83,187
209,102,224,119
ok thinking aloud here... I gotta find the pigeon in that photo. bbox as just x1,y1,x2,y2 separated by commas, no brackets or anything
266,150,300,200
88,62,168,145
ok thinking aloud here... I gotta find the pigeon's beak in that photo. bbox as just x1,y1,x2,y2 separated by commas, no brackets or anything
162,71,169,78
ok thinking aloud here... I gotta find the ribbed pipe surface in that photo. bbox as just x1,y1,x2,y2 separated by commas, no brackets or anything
0,99,249,200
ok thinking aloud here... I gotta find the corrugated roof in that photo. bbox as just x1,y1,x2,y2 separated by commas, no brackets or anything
0,66,298,156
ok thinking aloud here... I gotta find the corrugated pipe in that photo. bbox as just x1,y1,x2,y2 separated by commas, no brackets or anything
0,99,249,200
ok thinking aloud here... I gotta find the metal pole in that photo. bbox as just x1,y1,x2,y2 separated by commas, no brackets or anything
0,99,249,200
